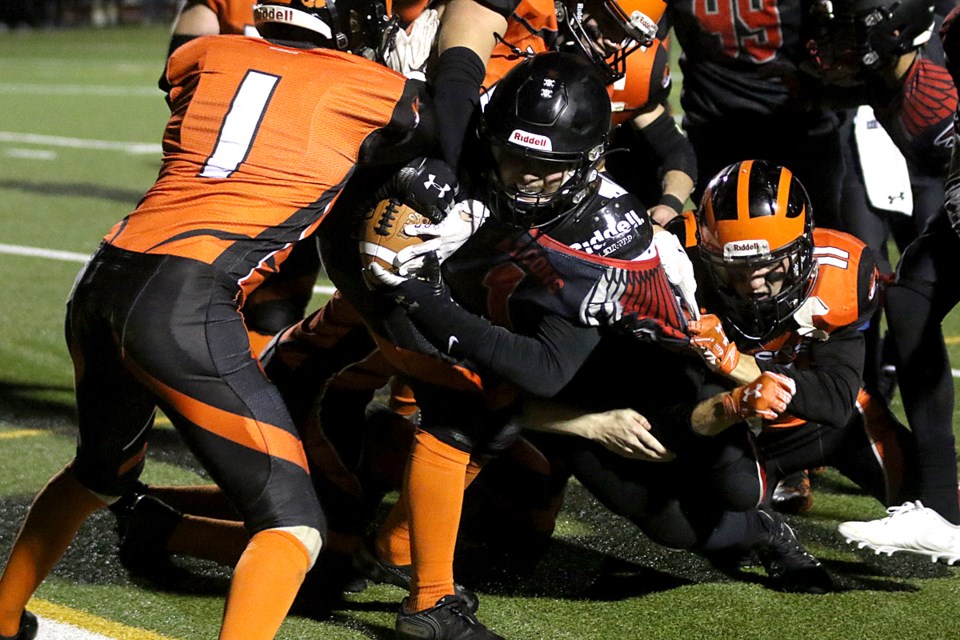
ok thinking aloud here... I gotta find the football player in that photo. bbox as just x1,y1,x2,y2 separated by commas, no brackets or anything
323,51,689,639
834,6,960,563
800,0,956,404
685,160,919,514
0,1,443,639
513,160,925,592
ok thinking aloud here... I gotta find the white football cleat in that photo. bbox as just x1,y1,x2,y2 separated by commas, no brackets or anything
838,501,960,565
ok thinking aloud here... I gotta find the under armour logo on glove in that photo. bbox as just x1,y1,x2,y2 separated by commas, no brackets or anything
688,313,740,375
723,371,797,422
387,157,460,223
423,174,452,198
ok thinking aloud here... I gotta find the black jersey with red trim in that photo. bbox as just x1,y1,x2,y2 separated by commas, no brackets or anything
669,0,812,125
873,23,957,176
726,228,881,429
380,175,687,397
444,176,686,339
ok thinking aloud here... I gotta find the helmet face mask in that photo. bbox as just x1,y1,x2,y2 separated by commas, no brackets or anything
487,140,603,229
803,0,935,83
697,160,817,343
480,52,611,230
557,0,666,84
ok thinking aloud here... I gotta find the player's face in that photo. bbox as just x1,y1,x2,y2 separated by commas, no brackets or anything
494,148,575,202
578,0,630,56
726,258,790,301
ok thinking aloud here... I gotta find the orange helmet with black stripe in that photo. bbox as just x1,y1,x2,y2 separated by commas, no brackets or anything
697,160,816,342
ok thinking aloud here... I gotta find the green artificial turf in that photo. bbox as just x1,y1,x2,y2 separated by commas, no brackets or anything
1,23,959,640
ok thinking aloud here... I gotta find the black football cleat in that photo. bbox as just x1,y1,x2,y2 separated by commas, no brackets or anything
117,494,183,576
0,610,38,640
395,595,503,640
354,543,479,613
755,510,833,594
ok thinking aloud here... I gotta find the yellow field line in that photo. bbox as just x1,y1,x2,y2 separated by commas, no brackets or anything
29,598,179,640
0,429,43,440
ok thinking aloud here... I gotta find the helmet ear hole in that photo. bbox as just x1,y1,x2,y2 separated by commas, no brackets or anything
697,160,817,342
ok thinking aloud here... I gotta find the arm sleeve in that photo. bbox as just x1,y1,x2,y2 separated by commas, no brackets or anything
427,46,486,166
406,291,602,398
756,326,864,428
635,109,698,184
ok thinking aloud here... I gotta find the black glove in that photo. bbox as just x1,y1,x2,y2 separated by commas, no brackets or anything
381,157,459,223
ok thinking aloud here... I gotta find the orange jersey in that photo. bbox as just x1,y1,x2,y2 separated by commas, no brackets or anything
608,38,671,126
106,36,426,300
482,0,558,90
201,0,257,35
748,228,880,429
752,228,879,360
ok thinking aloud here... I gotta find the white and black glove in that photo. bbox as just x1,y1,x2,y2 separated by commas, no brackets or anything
652,228,699,321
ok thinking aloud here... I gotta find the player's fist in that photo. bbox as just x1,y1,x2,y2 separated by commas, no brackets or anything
688,313,740,375
723,372,796,421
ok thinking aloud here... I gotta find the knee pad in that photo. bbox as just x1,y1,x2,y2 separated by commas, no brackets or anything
276,525,324,569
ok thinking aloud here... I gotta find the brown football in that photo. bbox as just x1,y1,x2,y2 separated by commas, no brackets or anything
359,198,431,272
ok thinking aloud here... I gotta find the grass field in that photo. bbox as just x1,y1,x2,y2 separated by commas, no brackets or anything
2,24,960,640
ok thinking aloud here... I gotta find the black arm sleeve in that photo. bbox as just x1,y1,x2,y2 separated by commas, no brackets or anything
427,46,486,167
635,109,698,184
404,288,602,398
756,326,865,429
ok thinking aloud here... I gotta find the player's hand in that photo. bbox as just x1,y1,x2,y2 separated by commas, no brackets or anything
387,157,459,223
687,313,740,375
723,372,796,421
652,228,698,320
401,199,490,264
586,408,675,462
366,252,447,309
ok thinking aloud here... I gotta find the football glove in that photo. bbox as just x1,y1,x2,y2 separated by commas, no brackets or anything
687,313,740,375
652,228,699,320
365,252,446,311
382,157,459,224
400,198,489,264
722,371,797,421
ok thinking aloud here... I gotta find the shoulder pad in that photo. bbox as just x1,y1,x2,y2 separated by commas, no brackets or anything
548,190,654,260
796,229,879,335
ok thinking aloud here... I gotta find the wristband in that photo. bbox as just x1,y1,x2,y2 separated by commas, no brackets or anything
657,193,686,215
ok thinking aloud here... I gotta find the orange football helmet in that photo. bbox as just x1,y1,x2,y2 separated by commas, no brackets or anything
697,160,817,342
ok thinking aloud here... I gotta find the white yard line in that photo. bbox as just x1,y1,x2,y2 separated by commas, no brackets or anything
0,243,336,296
0,83,160,97
0,131,161,155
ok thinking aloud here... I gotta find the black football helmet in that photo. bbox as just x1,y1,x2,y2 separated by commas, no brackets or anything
697,160,817,343
479,51,612,230
803,0,935,82
253,0,388,53
557,0,666,84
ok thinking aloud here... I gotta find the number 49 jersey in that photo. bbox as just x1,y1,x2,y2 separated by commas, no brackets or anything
669,0,810,124
105,36,427,295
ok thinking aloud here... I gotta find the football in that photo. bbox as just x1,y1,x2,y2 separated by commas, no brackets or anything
358,198,432,273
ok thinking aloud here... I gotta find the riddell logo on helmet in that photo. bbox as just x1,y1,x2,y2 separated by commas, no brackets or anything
723,239,770,259
509,130,552,151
